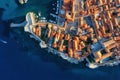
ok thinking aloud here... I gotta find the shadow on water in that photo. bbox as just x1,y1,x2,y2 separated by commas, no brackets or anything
0,8,5,21
8,26,120,80
10,27,86,71
0,18,24,38
0,21,11,37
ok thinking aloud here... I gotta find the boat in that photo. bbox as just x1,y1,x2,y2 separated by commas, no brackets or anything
86,63,98,69
18,0,28,4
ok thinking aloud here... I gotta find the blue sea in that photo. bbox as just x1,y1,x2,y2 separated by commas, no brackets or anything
0,0,120,80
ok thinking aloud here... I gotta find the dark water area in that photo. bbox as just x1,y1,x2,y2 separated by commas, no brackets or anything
0,20,120,80
0,8,5,21
0,0,120,80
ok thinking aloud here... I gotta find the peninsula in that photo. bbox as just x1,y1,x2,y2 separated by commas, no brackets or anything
13,0,120,69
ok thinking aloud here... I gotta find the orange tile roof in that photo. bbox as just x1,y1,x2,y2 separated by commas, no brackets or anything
103,33,112,38
101,52,112,61
116,0,120,4
101,26,106,35
52,42,57,48
107,43,117,50
62,0,71,10
68,48,74,58
65,34,70,40
73,39,78,51
94,51,102,59
103,39,116,47
95,52,112,63
58,40,65,52
79,36,88,41
74,53,80,60
114,36,120,41
87,27,93,33
61,0,75,22
60,33,65,40
36,27,41,36
78,45,82,51
80,41,86,48
112,17,119,26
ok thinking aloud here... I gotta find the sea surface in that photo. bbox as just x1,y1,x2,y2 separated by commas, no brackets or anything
0,0,120,80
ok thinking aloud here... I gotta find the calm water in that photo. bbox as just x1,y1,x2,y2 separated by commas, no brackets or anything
0,0,120,80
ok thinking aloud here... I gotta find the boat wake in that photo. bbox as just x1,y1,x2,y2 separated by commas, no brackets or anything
0,39,7,44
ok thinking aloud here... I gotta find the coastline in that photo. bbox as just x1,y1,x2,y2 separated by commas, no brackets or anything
8,0,120,69
21,0,120,69
0,0,120,80
9,24,120,80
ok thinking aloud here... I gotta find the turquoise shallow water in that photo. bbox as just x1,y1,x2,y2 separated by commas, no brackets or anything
0,0,52,20
0,0,120,80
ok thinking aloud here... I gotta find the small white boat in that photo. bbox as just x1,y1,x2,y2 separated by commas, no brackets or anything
39,41,47,48
18,0,28,4
86,63,98,69
38,11,41,16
